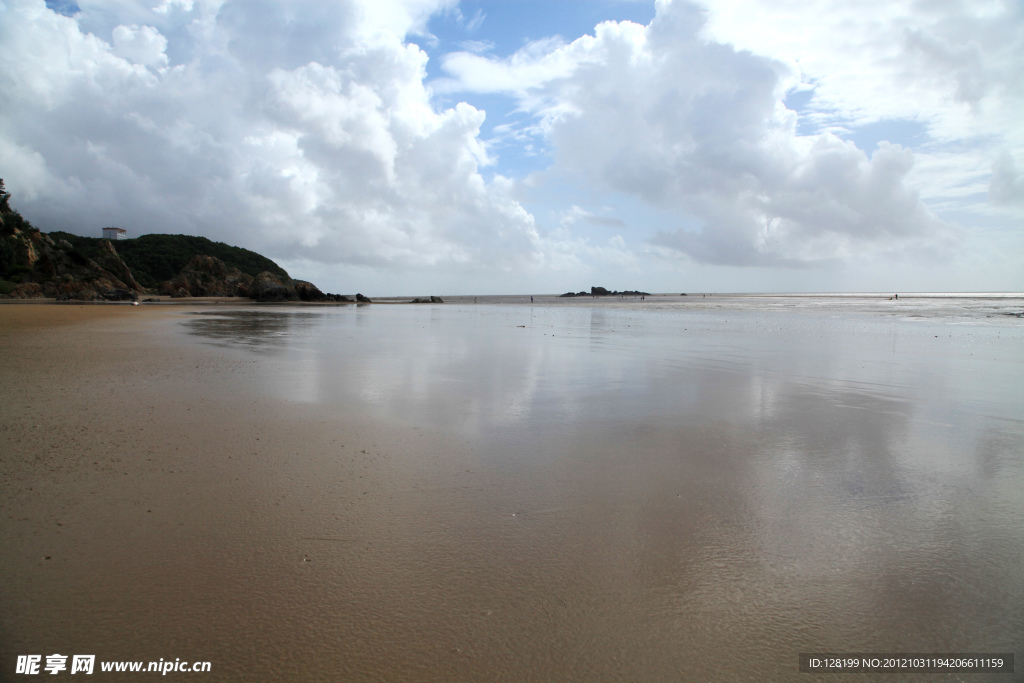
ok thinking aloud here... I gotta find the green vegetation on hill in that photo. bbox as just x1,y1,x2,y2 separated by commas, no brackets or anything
48,231,290,289
1,179,41,282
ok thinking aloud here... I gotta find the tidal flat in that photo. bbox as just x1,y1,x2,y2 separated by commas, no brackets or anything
1,297,1022,680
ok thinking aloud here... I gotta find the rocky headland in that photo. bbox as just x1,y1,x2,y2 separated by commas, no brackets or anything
0,179,363,303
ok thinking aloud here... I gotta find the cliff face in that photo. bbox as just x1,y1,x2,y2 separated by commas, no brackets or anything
9,234,140,300
93,240,143,292
1,197,141,300
159,255,255,297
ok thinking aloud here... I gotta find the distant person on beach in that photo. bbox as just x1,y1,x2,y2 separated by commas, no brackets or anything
895,294,899,300
531,296,533,303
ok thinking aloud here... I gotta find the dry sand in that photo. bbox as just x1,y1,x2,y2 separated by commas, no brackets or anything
1,303,1020,681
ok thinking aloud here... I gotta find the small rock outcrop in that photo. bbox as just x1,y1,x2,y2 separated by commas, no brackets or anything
100,288,139,302
248,271,296,302
292,281,355,302
294,280,324,301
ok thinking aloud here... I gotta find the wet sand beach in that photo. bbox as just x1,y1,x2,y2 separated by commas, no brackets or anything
1,299,1022,680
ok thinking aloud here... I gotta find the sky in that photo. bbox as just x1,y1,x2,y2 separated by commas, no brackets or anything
1,0,1021,295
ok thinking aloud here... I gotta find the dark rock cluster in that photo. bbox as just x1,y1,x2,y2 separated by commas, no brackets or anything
559,286,651,297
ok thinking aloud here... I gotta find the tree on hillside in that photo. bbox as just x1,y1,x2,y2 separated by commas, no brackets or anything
0,179,11,214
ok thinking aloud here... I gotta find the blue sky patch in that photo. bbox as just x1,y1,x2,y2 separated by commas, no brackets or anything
45,0,80,16
842,119,930,154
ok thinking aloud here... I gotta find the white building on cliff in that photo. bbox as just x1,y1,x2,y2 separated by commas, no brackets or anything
102,227,126,240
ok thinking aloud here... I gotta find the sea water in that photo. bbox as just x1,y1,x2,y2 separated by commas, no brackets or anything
171,296,1023,678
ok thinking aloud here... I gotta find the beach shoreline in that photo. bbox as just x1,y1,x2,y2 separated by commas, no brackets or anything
2,303,1021,680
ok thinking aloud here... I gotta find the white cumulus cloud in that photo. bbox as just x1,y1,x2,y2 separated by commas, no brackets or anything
1,0,1020,292
111,24,169,67
441,0,960,267
0,0,541,292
